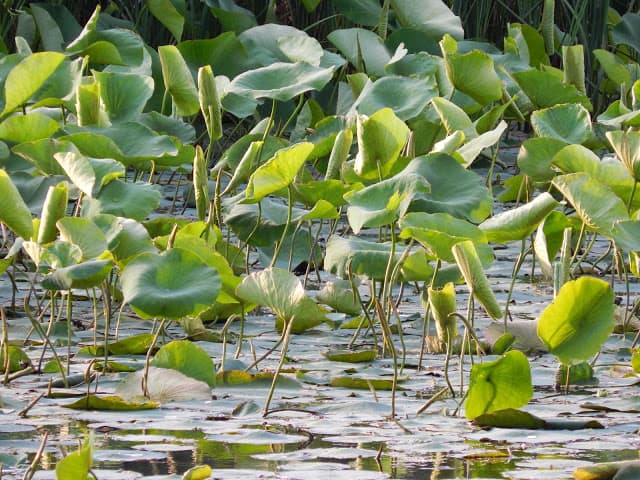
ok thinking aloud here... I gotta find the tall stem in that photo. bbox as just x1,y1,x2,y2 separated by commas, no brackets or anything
270,186,293,268
263,315,295,416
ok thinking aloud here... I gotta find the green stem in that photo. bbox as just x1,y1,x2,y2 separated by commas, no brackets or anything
142,318,168,399
503,238,529,330
263,315,296,416
270,185,294,268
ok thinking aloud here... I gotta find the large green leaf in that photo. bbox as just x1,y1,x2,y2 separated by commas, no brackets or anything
354,107,409,180
512,70,592,110
235,267,326,333
227,62,334,102
177,34,249,79
0,169,33,239
1,51,65,116
0,113,60,143
612,12,640,58
399,212,487,263
457,120,508,167
244,142,314,203
537,276,615,365
324,236,400,280
147,0,185,41
93,71,154,123
607,130,640,182
391,0,463,40
57,217,107,260
517,137,567,182
152,340,215,387
440,35,502,105
41,258,113,290
452,240,501,320
37,182,68,244
408,153,493,223
552,173,629,235
121,248,220,319
530,103,593,144
54,151,124,197
465,350,533,419
81,180,161,221
158,45,199,116
479,193,559,243
354,76,438,120
332,0,382,27
593,49,631,87
345,170,431,233
328,28,390,77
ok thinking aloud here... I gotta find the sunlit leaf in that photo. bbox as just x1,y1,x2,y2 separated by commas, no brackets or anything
159,45,199,116
391,0,463,40
530,103,593,144
465,350,532,419
152,340,216,387
64,394,158,410
0,169,33,239
537,276,615,365
121,248,220,320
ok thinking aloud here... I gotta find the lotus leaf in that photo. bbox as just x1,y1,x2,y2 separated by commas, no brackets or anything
159,45,200,116
152,340,216,388
81,180,161,221
328,28,390,77
55,435,92,480
115,367,212,403
121,248,220,320
465,350,532,419
530,103,593,144
537,276,615,365
0,113,60,143
324,236,400,280
41,258,113,290
0,169,33,239
93,71,154,122
235,267,326,333
147,0,184,40
354,76,438,120
391,0,463,40
512,70,591,110
227,62,334,102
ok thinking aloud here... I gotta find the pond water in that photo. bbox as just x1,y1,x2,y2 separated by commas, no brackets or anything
3,153,640,479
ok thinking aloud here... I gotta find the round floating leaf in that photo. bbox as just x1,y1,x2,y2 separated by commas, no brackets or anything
465,350,533,419
227,62,334,102
64,394,158,411
235,267,326,333
151,340,216,388
121,248,220,320
323,349,377,363
115,367,211,403
479,193,559,243
537,276,615,366
0,169,33,239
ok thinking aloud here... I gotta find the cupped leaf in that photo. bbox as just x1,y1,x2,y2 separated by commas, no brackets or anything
354,107,410,180
552,173,629,235
227,62,334,102
152,340,216,388
479,193,559,243
54,151,124,197
235,267,327,333
121,248,220,320
530,103,593,144
0,169,33,239
93,71,154,122
57,217,107,260
345,171,430,234
55,435,93,480
328,28,390,77
452,240,501,320
244,142,314,203
37,182,68,244
465,350,533,419
428,282,458,343
158,45,199,116
537,276,615,365
606,130,640,182
440,35,502,105
324,236,400,280
81,180,161,220
390,0,463,40
0,113,60,143
399,212,487,263
354,76,438,120
316,279,362,316
41,258,113,290
1,51,66,116
512,70,592,110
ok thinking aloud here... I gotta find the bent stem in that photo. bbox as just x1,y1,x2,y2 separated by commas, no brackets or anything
503,238,530,330
263,315,296,416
